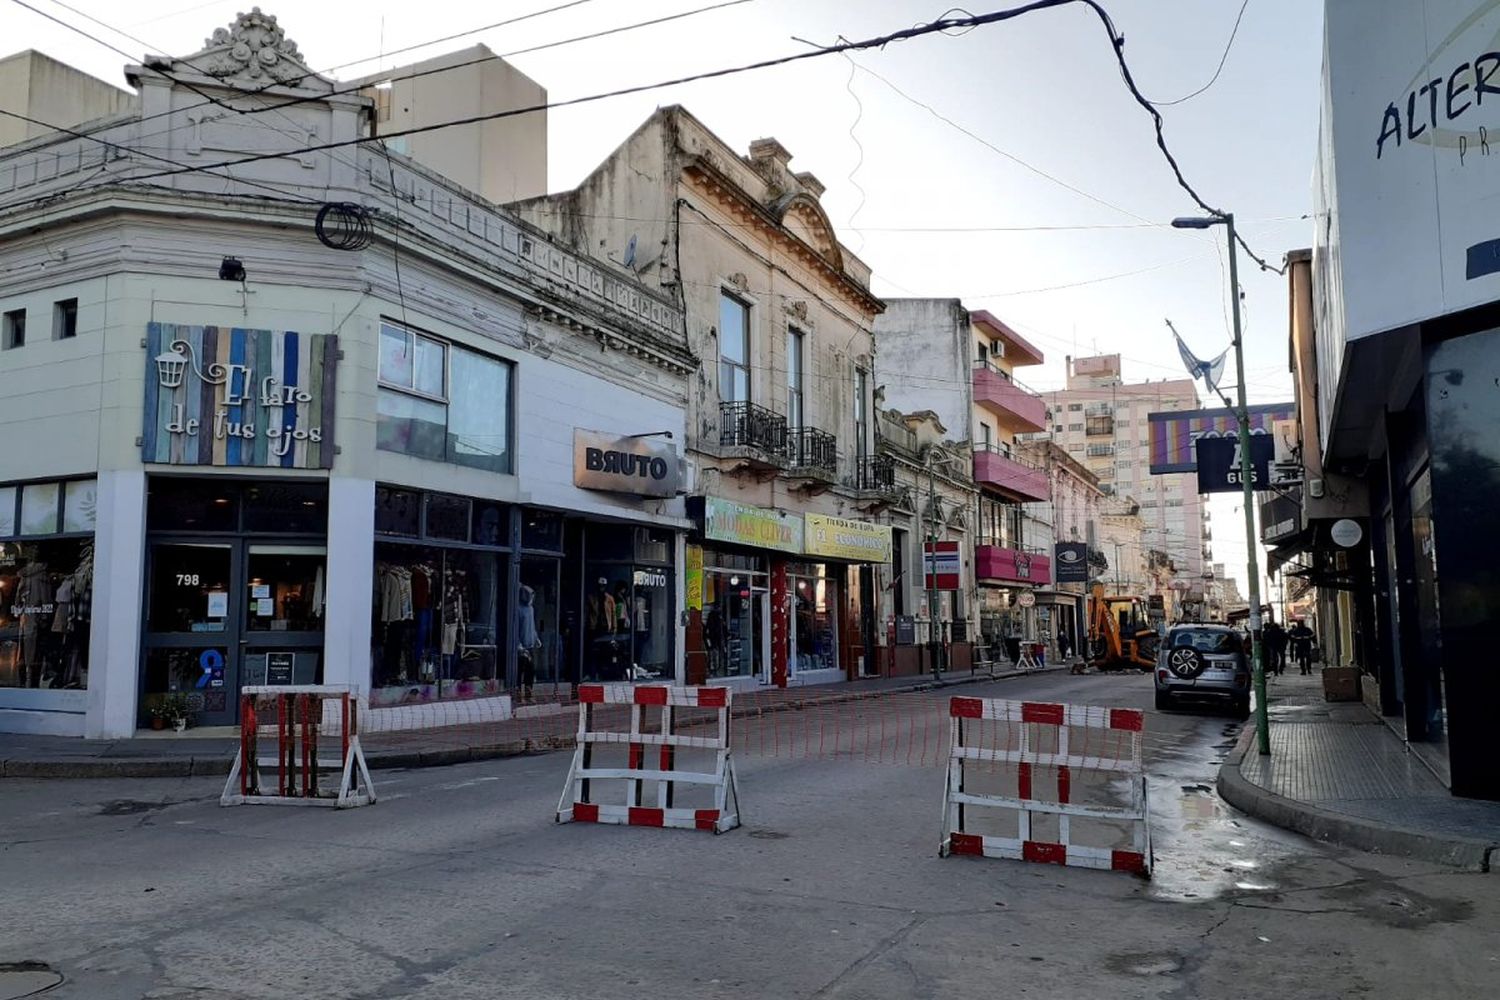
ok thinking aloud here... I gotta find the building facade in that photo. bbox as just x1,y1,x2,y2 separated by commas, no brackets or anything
0,13,696,737
1304,0,1500,798
1039,355,1208,593
511,107,891,689
872,301,1052,652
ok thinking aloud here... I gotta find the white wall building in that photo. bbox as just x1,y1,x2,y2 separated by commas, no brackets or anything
0,11,693,737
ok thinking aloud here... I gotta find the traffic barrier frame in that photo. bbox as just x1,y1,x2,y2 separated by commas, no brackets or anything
939,696,1151,876
556,684,741,833
221,686,376,808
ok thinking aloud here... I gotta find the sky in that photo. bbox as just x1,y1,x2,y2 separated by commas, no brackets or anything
0,0,1325,599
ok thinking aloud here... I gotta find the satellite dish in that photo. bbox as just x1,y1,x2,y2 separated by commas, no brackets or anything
623,234,638,269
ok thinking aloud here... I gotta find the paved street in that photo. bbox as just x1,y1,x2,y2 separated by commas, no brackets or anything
2,670,1495,1000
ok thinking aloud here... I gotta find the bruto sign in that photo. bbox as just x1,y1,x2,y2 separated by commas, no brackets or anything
573,430,682,498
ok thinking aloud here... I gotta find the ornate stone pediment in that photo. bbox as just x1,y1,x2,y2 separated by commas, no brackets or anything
179,8,328,91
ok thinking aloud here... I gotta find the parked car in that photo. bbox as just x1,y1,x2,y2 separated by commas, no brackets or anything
1154,623,1251,718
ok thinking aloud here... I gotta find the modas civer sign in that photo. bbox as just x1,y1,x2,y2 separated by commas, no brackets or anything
573,429,683,499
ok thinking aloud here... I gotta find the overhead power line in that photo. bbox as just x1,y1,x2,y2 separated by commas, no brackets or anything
1149,0,1251,107
75,0,1283,275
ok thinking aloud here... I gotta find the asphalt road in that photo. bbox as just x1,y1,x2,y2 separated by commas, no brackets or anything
1,671,1494,999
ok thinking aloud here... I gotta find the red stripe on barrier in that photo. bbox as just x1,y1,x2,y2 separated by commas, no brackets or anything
573,803,600,823
1111,850,1147,874
1057,765,1071,805
949,833,984,856
1017,761,1033,801
1022,840,1067,866
1109,708,1145,732
1021,702,1065,726
950,697,984,719
628,807,665,827
695,809,720,830
577,685,605,704
628,743,643,770
696,686,728,708
634,687,669,706
660,745,673,770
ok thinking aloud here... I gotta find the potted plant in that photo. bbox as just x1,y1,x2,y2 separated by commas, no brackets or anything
159,693,191,732
147,699,169,730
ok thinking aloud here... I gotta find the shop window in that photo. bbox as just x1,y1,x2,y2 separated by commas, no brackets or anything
0,537,94,689
245,546,326,632
376,321,514,474
635,527,672,564
147,543,234,633
147,479,239,532
371,543,506,706
519,557,562,693
703,558,765,679
62,480,96,533
19,482,59,535
583,523,675,683
425,494,471,542
473,502,510,548
375,486,421,537
520,509,562,551
0,487,13,537
788,563,839,674
242,482,327,534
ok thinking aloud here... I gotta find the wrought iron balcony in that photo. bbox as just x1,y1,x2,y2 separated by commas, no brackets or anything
786,426,838,475
855,452,897,491
720,401,787,454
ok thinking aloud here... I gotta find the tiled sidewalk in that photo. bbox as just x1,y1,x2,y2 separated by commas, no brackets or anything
1222,671,1500,868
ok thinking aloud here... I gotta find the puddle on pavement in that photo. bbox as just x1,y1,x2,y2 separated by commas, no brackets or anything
0,961,63,1000
1144,717,1301,903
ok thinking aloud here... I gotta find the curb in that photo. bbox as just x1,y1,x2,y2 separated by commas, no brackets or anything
1216,726,1497,872
0,667,1060,780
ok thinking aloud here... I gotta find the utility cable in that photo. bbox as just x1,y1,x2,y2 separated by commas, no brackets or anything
1148,0,1250,107
82,1,1284,274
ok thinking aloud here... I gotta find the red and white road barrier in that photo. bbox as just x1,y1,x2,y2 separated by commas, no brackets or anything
939,696,1151,876
556,684,741,833
221,686,376,808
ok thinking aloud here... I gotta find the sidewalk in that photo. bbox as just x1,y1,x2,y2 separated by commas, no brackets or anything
1217,670,1500,871
0,663,1059,780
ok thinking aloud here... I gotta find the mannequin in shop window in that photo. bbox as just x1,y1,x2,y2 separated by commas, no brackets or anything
704,604,726,678
517,583,540,703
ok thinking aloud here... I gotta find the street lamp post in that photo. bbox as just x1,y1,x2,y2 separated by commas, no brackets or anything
1172,212,1271,756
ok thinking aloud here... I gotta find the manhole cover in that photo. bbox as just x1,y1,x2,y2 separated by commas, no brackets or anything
0,961,63,1000
98,800,167,816
747,829,790,840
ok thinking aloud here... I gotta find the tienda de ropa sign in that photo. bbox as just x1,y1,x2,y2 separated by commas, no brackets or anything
805,514,892,563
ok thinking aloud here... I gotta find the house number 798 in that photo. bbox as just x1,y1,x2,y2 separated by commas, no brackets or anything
176,573,200,586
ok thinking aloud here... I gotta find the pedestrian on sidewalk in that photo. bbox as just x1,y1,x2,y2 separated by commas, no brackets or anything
1289,620,1316,675
1264,619,1288,676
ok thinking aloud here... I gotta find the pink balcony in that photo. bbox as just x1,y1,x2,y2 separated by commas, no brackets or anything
976,544,1053,586
973,446,1049,502
973,362,1046,433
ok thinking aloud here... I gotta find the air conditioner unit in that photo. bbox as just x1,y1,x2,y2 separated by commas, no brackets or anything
1308,478,1325,499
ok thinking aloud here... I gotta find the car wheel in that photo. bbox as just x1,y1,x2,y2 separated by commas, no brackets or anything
1154,689,1171,711
1233,697,1251,720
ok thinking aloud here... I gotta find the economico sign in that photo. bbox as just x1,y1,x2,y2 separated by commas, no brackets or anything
1319,0,1500,343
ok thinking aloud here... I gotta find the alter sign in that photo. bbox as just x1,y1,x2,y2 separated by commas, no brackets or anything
573,430,681,498
143,323,336,469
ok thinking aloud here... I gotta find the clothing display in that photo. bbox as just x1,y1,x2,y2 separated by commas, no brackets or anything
0,541,92,690
371,551,498,697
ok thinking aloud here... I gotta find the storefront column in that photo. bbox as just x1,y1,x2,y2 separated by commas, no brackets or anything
770,558,789,688
85,469,146,739
674,531,688,684
323,477,374,694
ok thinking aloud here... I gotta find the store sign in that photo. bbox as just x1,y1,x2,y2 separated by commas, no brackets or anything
805,514,892,562
1148,405,1293,474
685,544,704,611
702,497,803,553
924,540,961,590
573,429,682,498
1261,493,1302,545
143,323,337,469
1054,541,1088,583
1017,591,1036,608
1320,1,1500,346
1195,436,1275,494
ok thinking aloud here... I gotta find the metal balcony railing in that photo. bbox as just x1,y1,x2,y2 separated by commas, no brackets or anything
786,426,838,474
971,358,1041,397
855,452,897,491
720,401,787,454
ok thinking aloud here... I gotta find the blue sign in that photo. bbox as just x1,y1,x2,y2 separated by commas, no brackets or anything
1195,435,1275,494
197,649,225,689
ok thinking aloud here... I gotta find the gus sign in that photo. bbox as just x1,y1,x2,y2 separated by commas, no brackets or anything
1195,435,1274,494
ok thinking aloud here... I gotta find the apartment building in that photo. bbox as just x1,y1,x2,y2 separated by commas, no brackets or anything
1038,354,1209,587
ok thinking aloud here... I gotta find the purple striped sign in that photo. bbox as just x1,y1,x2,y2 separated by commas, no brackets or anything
143,323,337,469
1147,404,1293,474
